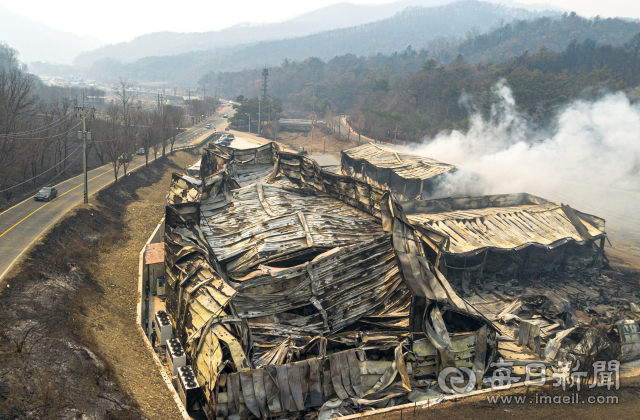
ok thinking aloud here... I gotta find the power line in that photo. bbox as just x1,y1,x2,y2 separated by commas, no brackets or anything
0,144,83,193
35,145,86,190
0,112,75,138
5,121,82,142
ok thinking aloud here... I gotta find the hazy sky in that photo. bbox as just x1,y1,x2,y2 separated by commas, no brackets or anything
2,0,639,44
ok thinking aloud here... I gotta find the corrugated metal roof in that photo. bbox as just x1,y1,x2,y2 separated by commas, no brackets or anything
342,143,456,180
162,148,497,419
404,194,606,255
200,179,384,274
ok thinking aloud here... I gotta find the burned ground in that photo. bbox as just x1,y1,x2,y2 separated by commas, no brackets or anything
274,127,360,159
0,152,199,419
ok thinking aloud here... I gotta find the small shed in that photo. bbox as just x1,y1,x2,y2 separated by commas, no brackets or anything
308,154,340,169
145,242,165,296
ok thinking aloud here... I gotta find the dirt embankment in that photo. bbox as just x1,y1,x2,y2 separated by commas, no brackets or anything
275,126,361,159
0,152,198,419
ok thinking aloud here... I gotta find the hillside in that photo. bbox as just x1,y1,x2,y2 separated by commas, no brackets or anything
73,0,562,68
202,11,640,138
437,12,640,64
0,5,103,64
72,1,438,67
86,1,559,85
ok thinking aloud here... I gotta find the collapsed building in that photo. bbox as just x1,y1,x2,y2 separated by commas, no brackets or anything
400,193,640,365
401,193,607,284
340,143,462,201
158,141,640,419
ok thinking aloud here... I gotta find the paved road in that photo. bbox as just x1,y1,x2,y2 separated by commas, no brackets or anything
0,109,229,282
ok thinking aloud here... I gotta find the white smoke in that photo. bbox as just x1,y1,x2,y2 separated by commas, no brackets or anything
409,80,640,232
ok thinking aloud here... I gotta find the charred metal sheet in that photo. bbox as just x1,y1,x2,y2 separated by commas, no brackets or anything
160,147,501,419
402,193,606,256
215,345,416,418
615,320,640,362
268,151,449,255
200,147,232,178
168,172,201,205
206,142,279,186
342,143,456,181
340,143,457,201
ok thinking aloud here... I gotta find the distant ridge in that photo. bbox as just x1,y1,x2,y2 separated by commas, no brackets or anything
0,5,104,64
73,0,564,67
92,1,559,84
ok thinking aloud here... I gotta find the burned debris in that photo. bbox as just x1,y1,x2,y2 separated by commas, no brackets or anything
400,192,640,367
154,141,639,418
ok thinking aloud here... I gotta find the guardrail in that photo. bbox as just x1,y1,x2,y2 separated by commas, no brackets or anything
279,119,314,126
172,131,219,152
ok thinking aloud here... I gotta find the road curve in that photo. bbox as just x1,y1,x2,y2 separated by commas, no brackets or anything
0,110,228,283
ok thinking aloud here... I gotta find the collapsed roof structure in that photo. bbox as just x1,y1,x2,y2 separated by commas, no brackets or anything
401,193,608,279
160,141,639,419
341,143,458,201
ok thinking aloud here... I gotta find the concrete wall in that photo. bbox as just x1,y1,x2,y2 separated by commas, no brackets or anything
137,217,190,419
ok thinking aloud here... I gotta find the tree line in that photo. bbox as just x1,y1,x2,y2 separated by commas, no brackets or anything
0,42,218,208
227,96,283,137
200,14,640,143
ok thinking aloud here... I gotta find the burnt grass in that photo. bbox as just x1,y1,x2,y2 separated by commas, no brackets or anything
0,155,191,419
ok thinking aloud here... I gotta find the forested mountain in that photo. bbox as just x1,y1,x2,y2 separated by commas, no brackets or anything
83,1,557,85
0,5,103,64
204,13,640,141
430,12,640,65
73,0,560,68
73,1,436,66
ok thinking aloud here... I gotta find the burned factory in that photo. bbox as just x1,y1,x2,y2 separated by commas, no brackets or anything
147,141,640,419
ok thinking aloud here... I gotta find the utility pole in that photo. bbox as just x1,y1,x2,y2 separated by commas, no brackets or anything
75,106,96,204
245,113,251,133
262,68,268,98
262,68,269,128
310,116,316,154
392,126,401,144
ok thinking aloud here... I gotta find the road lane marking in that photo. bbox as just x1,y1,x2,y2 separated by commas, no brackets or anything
0,169,112,239
0,137,199,239
0,122,212,240
0,117,215,218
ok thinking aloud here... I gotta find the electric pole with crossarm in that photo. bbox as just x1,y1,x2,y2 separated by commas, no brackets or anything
75,106,96,204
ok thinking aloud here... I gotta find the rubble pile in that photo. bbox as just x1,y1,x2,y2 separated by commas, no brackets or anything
158,142,639,419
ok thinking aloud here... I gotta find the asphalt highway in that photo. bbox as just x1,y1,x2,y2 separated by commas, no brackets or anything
0,109,230,282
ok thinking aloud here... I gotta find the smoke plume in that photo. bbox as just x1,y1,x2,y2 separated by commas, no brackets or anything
409,80,640,232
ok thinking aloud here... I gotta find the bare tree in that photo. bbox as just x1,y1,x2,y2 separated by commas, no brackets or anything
139,109,157,167
166,105,186,152
0,66,38,181
114,79,137,179
101,105,126,187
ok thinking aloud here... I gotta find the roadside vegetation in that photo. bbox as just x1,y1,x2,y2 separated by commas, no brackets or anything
0,151,197,419
0,43,218,210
